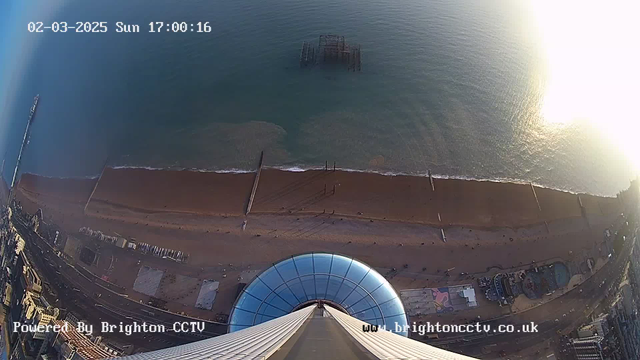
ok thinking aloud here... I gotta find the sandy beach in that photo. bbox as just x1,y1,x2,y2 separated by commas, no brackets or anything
17,167,622,229
251,169,620,227
12,168,626,321
88,168,255,216
18,174,96,204
14,167,624,272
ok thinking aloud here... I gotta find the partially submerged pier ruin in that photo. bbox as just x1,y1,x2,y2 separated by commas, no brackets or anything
300,35,361,71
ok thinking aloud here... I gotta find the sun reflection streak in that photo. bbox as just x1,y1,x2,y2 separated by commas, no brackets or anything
530,0,640,171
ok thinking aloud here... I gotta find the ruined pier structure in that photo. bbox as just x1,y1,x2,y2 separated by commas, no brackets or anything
300,35,361,71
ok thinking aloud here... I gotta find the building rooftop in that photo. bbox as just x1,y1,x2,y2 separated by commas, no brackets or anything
52,320,113,359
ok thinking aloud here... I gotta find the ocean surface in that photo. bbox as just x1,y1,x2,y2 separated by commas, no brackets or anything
0,0,636,196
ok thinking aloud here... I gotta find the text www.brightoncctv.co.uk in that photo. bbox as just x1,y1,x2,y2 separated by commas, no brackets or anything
362,322,539,335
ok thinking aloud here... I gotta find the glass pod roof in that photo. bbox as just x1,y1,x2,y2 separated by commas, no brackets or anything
228,253,409,336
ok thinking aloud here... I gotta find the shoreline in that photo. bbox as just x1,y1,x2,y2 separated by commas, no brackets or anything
16,166,623,229
12,168,627,327
22,164,622,198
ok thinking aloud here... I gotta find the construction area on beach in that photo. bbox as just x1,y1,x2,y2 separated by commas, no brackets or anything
300,34,362,71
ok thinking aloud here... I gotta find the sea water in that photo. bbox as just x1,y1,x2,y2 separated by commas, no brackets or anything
0,0,635,196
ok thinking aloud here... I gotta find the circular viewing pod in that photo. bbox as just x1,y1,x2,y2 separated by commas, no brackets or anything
229,253,409,336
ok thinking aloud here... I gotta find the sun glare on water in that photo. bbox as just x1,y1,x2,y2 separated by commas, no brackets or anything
530,0,640,171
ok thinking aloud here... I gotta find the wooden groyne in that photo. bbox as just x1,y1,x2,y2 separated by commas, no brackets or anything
530,183,542,212
578,194,591,228
530,183,549,233
428,170,435,192
245,151,265,215
15,168,624,229
84,159,109,214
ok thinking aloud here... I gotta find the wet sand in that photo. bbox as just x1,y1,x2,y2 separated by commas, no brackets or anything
18,173,95,204
17,167,621,228
252,169,620,227
88,168,255,216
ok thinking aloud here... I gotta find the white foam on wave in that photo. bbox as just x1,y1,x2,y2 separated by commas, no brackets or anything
268,165,322,172
22,172,100,180
111,165,168,171
29,165,611,197
267,165,599,196
109,165,254,174
210,168,254,174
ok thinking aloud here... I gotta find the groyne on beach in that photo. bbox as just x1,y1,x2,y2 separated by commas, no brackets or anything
16,166,622,229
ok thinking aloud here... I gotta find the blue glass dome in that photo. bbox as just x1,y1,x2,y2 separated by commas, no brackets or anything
229,253,409,336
